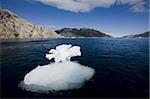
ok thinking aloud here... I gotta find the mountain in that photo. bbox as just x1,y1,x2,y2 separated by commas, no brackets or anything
55,28,111,37
123,31,150,38
0,8,62,39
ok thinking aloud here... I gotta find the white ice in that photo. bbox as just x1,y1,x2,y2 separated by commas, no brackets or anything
45,44,81,62
20,44,95,92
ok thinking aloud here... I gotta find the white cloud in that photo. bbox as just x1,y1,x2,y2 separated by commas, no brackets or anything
117,0,148,12
129,1,148,12
116,0,143,5
32,0,148,13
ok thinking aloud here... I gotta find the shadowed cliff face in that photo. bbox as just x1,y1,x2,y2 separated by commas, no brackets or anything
55,28,112,37
123,32,150,38
0,8,62,39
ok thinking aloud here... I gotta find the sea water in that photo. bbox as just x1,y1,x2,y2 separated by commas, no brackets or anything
1,38,149,98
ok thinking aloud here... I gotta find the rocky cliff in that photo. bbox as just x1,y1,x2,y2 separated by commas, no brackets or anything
0,8,61,39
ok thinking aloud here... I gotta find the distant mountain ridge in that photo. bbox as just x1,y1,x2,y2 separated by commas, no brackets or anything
0,8,111,39
55,28,111,37
0,8,61,39
0,8,148,39
123,31,150,38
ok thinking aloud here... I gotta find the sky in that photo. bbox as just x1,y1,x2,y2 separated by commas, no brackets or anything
1,0,149,37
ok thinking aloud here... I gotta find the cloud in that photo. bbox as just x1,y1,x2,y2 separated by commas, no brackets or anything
31,0,148,13
117,0,149,12
129,1,149,12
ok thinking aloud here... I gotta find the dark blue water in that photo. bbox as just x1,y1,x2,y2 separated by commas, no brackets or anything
1,38,149,98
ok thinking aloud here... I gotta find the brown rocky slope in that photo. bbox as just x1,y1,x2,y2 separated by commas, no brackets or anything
0,8,62,39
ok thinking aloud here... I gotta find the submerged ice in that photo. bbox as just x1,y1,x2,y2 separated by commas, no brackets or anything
21,44,95,92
